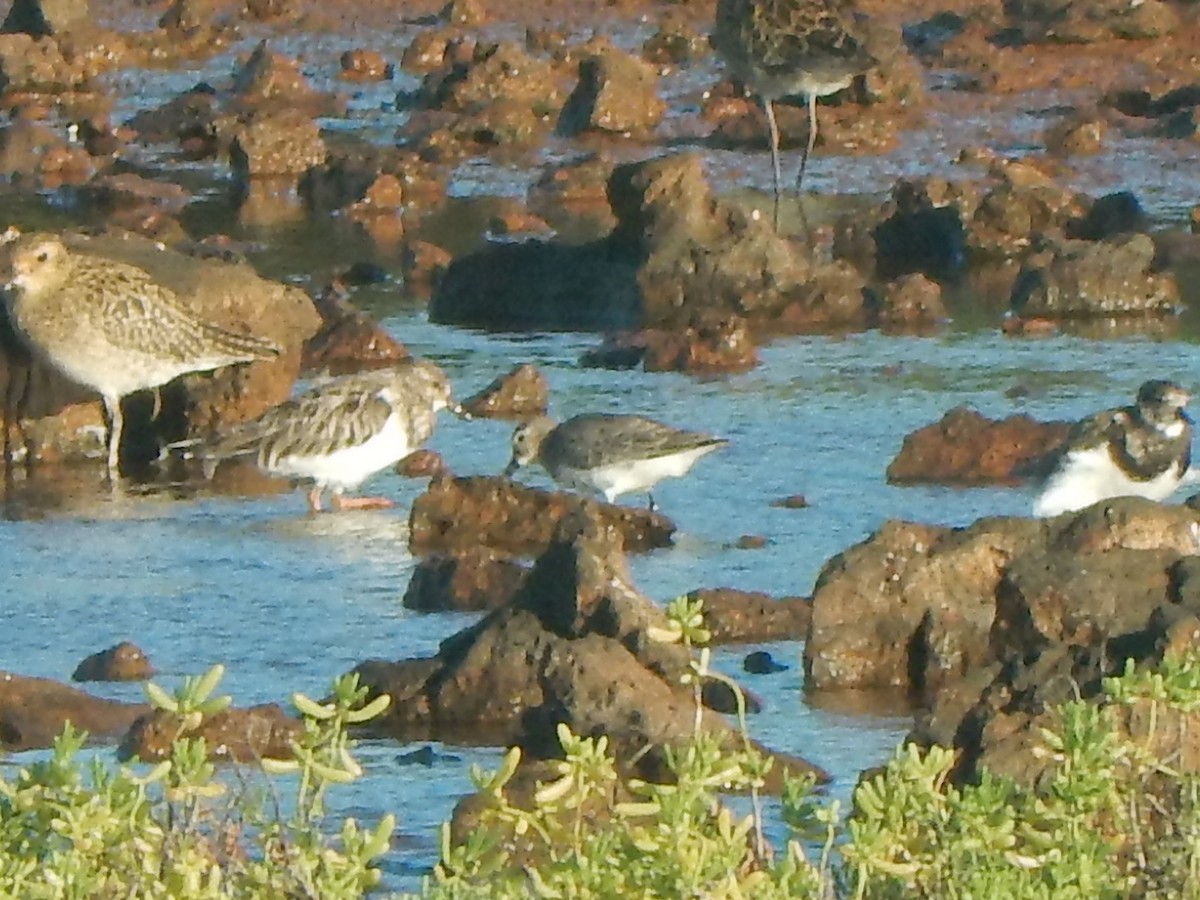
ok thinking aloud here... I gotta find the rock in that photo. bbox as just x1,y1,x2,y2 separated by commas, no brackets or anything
807,497,1200,702
440,0,487,26
303,144,446,214
527,153,617,233
1044,113,1107,156
352,509,825,787
301,283,411,376
0,670,149,751
231,41,343,116
582,313,760,375
119,703,302,763
771,494,809,508
400,240,453,299
874,273,947,329
127,85,221,158
403,547,529,612
887,407,1072,485
641,11,709,65
743,651,789,674
230,110,326,179
397,448,449,479
1004,0,1180,43
409,476,675,557
339,48,391,82
0,118,66,180
434,153,868,335
1,229,319,468
731,534,767,549
72,641,155,682
1010,234,1179,318
690,588,812,644
558,43,665,138
460,363,549,419
1066,191,1146,240
2,0,90,37
868,184,969,282
78,173,192,217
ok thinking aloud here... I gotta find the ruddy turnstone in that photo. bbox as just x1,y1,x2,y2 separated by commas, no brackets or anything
713,0,875,229
188,360,462,512
503,413,728,510
0,230,279,477
1033,379,1193,517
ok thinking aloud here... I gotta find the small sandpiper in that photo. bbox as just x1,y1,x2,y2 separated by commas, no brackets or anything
0,229,280,477
504,413,728,510
186,360,463,512
713,0,875,229
1033,379,1194,517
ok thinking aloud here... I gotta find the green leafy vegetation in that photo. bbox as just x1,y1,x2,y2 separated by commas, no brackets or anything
6,611,1200,898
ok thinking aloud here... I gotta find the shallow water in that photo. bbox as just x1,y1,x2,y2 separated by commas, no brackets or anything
4,9,1200,892
9,309,1200,890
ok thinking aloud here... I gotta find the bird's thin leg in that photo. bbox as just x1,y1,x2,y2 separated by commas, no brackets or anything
104,394,122,480
332,493,394,511
762,97,783,230
307,485,324,513
795,92,818,242
647,492,658,513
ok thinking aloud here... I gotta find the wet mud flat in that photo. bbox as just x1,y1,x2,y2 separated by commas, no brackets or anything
2,0,1200,889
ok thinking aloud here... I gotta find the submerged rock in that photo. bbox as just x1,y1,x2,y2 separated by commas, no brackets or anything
120,703,302,763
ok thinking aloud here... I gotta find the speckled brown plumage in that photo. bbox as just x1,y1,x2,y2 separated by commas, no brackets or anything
713,0,874,228
194,361,460,512
0,230,280,476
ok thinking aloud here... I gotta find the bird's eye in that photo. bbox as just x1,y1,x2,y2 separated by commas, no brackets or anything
35,251,48,263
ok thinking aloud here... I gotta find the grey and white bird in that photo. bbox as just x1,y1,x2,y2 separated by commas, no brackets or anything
185,360,462,512
1033,379,1194,518
0,229,280,477
503,413,728,510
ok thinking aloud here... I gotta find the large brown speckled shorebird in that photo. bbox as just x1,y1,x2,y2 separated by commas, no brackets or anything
504,413,728,511
0,229,280,477
713,0,875,229
184,361,463,512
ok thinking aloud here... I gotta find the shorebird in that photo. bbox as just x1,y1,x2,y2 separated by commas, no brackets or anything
1033,380,1194,517
504,412,728,510
184,361,462,512
0,230,279,478
713,0,875,229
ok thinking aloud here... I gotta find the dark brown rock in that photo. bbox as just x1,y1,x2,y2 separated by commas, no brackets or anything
340,48,392,82
400,240,453,299
403,547,529,612
78,173,192,217
690,588,812,644
354,509,824,787
771,494,809,509
558,42,665,138
582,313,760,375
119,703,302,763
460,363,549,419
887,407,1072,485
397,448,450,479
1044,113,1107,156
1011,234,1178,318
1004,0,1180,43
409,476,675,557
72,641,155,682
230,110,327,179
0,670,149,751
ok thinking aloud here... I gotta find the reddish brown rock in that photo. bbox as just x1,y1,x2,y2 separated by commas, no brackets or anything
400,240,453,299
301,284,411,376
0,670,149,751
582,313,759,375
119,703,302,763
527,153,617,232
461,363,549,419
231,41,343,117
641,10,709,65
354,509,824,787
771,494,809,509
409,476,674,557
440,0,487,26
403,546,529,612
690,588,812,644
340,48,392,82
78,172,191,217
401,30,451,73
398,449,450,479
887,407,1072,486
72,641,155,682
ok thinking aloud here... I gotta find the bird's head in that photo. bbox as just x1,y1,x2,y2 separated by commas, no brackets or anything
1,233,72,299
504,415,557,476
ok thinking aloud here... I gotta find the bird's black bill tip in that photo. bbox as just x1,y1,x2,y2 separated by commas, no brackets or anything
502,458,519,478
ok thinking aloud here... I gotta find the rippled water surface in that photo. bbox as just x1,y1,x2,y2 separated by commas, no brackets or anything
9,312,1200,889
4,7,1200,891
